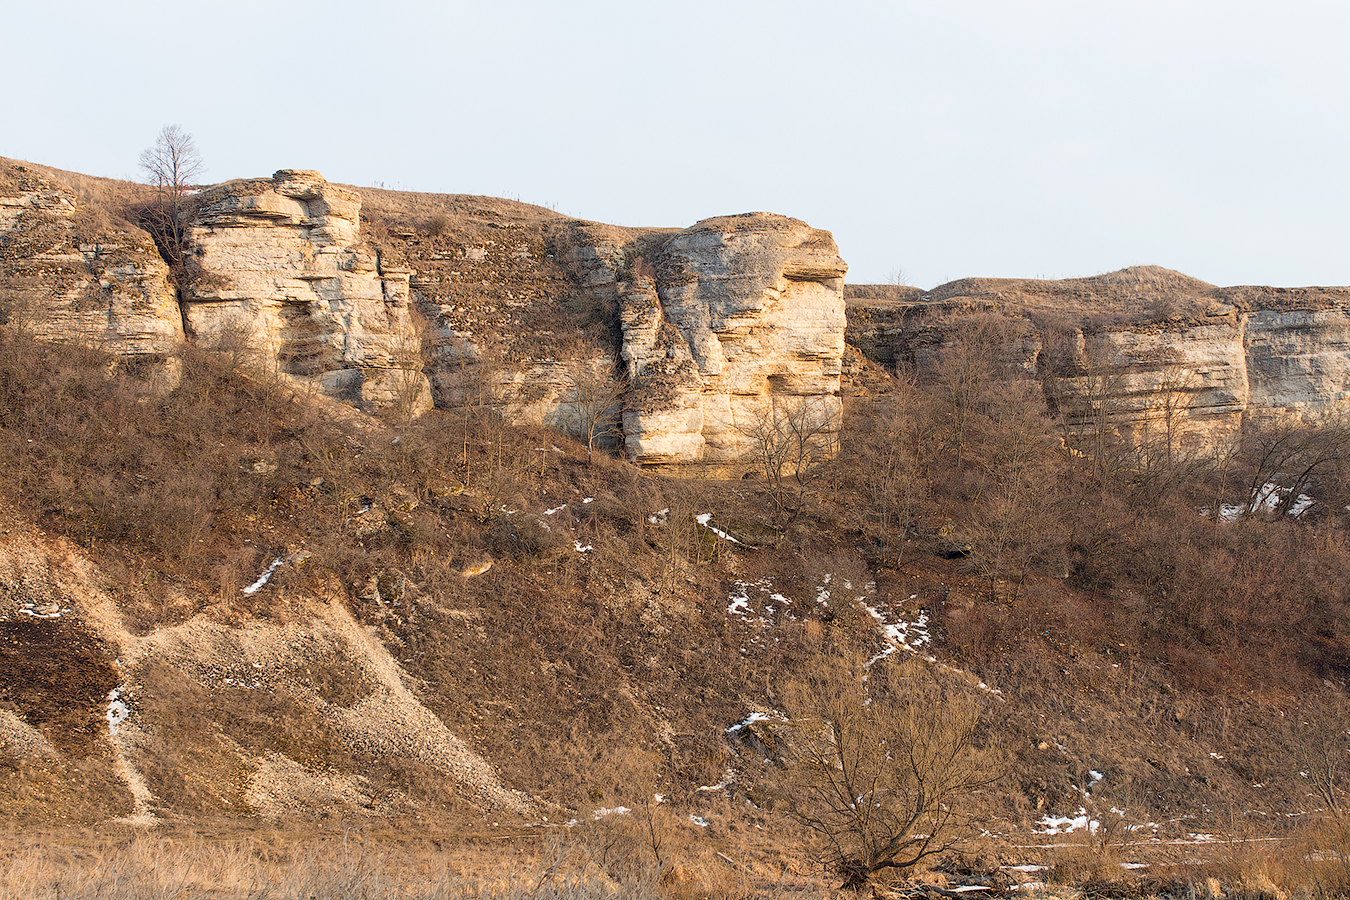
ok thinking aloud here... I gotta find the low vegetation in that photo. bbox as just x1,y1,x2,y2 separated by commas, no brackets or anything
7,287,1350,896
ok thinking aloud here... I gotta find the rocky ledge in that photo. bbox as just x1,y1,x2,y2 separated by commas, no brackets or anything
183,170,432,416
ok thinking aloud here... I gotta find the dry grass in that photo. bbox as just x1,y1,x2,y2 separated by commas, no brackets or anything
0,156,156,239
10,168,1350,892
0,827,829,900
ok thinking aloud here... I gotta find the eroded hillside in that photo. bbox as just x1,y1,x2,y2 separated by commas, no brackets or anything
5,158,1350,896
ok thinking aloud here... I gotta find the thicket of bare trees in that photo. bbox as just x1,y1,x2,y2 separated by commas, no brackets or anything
741,396,841,520
834,309,1350,684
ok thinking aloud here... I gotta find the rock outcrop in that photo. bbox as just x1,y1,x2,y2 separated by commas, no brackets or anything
3,161,849,467
0,162,182,364
847,267,1350,450
1048,319,1251,448
183,170,432,415
561,213,848,466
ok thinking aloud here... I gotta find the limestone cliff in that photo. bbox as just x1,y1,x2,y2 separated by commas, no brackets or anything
847,266,1350,450
0,162,181,365
2,160,849,468
367,203,849,468
183,170,432,415
595,214,847,465
34,155,1350,463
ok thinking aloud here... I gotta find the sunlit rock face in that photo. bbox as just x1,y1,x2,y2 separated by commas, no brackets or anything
1051,309,1350,448
1243,307,1350,426
183,170,431,415
585,213,848,466
0,162,182,367
846,267,1350,452
1044,320,1251,450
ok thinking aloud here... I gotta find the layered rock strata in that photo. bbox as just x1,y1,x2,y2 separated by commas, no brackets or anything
847,268,1350,450
0,163,182,364
561,213,848,465
183,170,432,415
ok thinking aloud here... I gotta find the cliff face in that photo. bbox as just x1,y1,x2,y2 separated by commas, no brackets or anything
1244,307,1350,425
183,170,432,415
3,161,849,467
1054,311,1350,445
0,162,181,366
15,156,1350,464
847,267,1350,450
563,213,847,465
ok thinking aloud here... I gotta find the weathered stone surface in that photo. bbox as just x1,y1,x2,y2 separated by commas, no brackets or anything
0,162,182,363
561,213,848,466
1244,307,1350,424
183,170,431,415
1047,320,1250,449
847,267,1350,449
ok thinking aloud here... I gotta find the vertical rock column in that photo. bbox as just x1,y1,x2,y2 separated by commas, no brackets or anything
619,213,848,466
182,170,431,415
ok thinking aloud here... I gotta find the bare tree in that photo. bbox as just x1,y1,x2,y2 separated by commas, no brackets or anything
929,312,1033,466
851,377,938,541
139,124,204,280
1153,363,1198,468
773,655,1002,890
740,396,840,520
0,274,42,338
560,362,626,463
384,314,432,427
961,377,1064,600
1291,697,1350,820
1240,418,1350,518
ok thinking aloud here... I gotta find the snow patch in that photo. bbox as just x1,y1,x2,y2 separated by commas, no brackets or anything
242,557,285,595
697,768,735,792
863,599,932,667
724,579,790,628
16,599,67,619
1036,809,1097,835
106,688,130,736
726,712,774,733
695,513,744,544
1204,482,1315,521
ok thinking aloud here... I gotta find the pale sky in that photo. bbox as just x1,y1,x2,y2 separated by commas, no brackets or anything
7,1,1348,289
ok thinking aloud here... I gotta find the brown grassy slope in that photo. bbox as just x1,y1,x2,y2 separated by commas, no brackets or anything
6,162,1350,889
351,182,679,369
0,157,155,236
2,327,1348,858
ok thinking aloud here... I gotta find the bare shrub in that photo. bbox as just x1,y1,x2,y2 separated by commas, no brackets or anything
559,361,626,464
740,396,841,522
770,653,1002,889
928,311,1035,466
